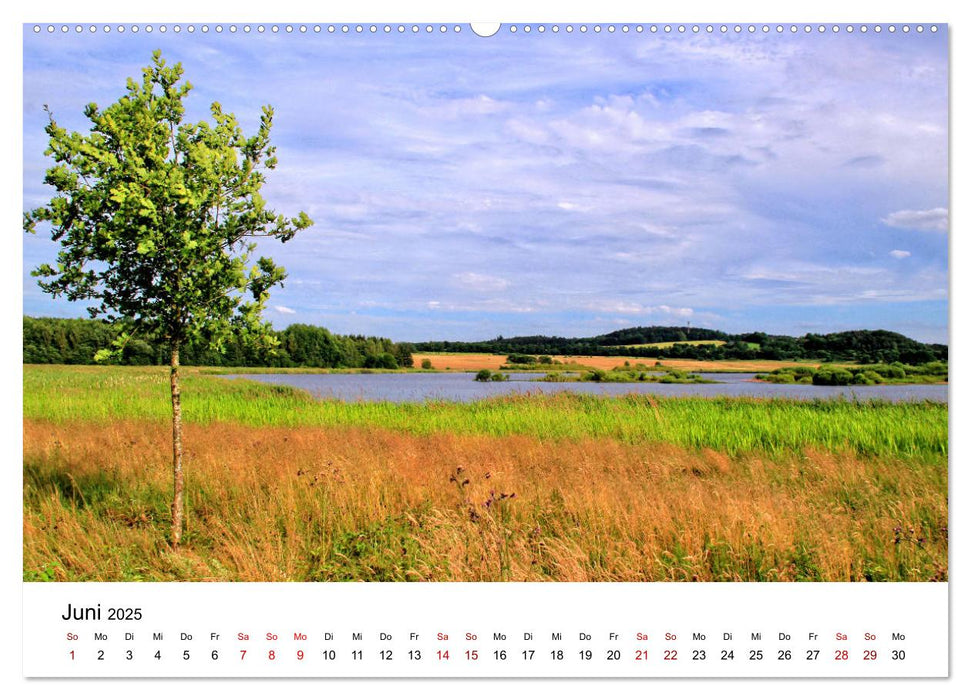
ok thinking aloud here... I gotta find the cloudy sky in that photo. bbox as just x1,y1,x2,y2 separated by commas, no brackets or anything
22,24,949,342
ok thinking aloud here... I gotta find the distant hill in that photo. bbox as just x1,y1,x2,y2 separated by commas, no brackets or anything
595,326,728,346
414,326,947,364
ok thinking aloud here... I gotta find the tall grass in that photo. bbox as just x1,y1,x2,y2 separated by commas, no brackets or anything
23,365,947,458
22,365,948,582
24,420,947,582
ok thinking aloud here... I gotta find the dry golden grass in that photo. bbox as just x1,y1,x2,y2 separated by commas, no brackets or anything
412,352,820,373
23,419,947,582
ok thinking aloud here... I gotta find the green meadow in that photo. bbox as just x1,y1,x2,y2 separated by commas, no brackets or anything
23,364,947,458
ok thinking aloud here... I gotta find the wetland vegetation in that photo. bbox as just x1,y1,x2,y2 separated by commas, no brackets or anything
755,361,948,386
23,364,947,583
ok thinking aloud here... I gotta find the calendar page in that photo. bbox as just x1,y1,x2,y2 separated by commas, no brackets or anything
16,0,957,692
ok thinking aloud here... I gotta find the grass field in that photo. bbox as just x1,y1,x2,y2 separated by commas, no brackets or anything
23,365,948,582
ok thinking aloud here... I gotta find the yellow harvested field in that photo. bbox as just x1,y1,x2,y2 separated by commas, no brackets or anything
552,356,819,373
623,340,727,349
412,352,819,373
414,353,509,370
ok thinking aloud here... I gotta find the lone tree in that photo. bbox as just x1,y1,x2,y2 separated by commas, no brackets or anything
24,51,312,546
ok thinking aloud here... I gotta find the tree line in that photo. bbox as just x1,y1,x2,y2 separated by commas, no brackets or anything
23,316,414,369
415,326,947,365
25,317,947,368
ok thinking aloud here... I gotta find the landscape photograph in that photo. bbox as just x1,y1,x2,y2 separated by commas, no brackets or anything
22,24,948,583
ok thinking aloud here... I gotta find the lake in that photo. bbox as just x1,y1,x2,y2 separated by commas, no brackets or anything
222,372,948,404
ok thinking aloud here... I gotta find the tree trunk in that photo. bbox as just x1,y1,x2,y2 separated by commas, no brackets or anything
170,343,185,547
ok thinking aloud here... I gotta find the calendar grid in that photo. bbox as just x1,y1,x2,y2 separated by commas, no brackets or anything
24,582,948,678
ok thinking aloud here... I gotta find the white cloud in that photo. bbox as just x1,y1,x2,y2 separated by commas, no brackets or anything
881,208,949,232
889,250,912,259
738,263,886,285
420,94,509,120
419,299,538,313
649,305,694,318
589,301,694,317
273,305,296,314
452,272,510,293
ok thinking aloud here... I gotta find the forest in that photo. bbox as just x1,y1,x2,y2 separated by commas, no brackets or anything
23,316,414,369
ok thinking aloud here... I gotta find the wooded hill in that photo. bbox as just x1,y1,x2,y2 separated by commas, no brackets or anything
415,326,947,364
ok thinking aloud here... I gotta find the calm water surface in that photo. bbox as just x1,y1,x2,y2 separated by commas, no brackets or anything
222,372,948,404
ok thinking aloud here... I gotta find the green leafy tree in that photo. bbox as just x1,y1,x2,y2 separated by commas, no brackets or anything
24,52,312,546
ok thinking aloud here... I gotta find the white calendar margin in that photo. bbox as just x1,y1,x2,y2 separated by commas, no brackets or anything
5,0,965,696
23,582,948,678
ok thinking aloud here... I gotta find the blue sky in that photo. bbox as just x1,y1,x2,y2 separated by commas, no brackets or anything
22,25,949,342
